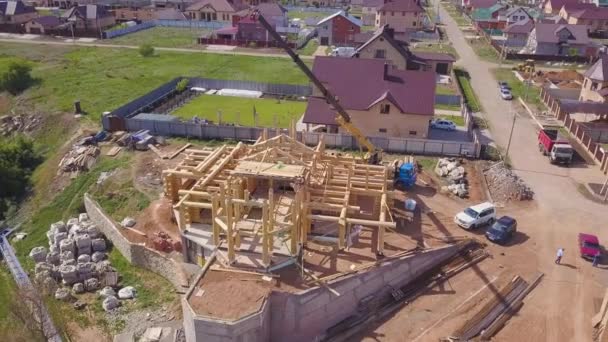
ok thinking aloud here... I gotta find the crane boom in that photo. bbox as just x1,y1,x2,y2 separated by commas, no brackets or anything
251,11,382,164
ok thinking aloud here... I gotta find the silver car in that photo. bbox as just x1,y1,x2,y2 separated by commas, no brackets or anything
431,119,456,131
500,88,513,100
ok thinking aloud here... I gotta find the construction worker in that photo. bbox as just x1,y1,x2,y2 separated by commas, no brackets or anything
555,248,564,264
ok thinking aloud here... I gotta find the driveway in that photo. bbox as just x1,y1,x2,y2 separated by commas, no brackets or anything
428,126,470,142
433,1,608,341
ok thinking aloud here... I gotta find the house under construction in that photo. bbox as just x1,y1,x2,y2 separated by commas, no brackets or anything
163,131,396,271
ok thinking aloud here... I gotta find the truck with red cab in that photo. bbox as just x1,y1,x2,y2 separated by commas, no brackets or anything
538,128,574,165
578,233,601,260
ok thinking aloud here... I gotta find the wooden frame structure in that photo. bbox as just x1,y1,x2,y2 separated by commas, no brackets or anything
163,132,396,269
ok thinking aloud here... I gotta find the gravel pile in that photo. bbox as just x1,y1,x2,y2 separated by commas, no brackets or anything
484,162,534,201
436,158,469,198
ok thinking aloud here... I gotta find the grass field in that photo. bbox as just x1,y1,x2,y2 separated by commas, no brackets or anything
0,43,308,122
102,27,210,49
492,68,545,111
173,95,307,127
437,114,465,126
436,84,459,95
467,38,500,62
297,39,319,56
412,43,459,59
454,67,482,112
287,10,327,22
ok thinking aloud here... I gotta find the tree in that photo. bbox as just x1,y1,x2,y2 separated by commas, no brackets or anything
175,78,189,92
139,44,155,57
0,136,42,219
0,61,34,95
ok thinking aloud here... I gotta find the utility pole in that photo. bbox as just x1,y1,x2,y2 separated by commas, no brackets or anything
505,104,517,162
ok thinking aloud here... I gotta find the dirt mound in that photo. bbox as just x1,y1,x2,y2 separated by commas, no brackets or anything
483,162,533,202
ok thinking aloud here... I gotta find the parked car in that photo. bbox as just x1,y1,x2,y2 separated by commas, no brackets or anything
485,216,517,244
498,81,511,90
500,88,513,100
454,202,496,229
578,233,601,260
431,119,457,131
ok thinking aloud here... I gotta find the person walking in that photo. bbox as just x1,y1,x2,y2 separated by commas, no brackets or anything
593,251,601,267
555,248,564,264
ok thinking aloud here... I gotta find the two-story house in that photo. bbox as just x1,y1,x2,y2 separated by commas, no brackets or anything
524,22,593,55
503,18,535,47
580,54,608,101
374,0,424,36
316,11,361,46
502,6,533,25
541,0,591,14
471,4,506,29
62,4,115,33
185,0,247,23
353,25,455,74
0,1,36,25
361,0,383,26
559,4,608,34
302,57,435,137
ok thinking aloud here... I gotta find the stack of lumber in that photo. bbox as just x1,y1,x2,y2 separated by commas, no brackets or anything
592,289,608,341
58,145,100,174
451,273,544,341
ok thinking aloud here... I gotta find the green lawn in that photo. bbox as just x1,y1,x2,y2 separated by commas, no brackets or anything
492,68,544,111
297,38,319,56
287,10,326,22
0,43,307,121
102,27,210,49
454,67,482,112
436,84,458,95
173,95,307,127
412,44,459,59
467,38,500,62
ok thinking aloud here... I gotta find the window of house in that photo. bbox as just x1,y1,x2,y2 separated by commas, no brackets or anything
379,128,387,133
409,131,417,135
374,49,386,58
324,25,328,29
391,11,394,16
592,82,599,90
380,104,390,113
413,21,416,26
212,13,217,20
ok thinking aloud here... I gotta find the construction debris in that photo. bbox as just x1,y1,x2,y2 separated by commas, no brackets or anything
152,231,181,253
436,158,469,198
0,114,42,136
102,295,120,312
484,162,534,201
121,217,136,228
58,144,100,175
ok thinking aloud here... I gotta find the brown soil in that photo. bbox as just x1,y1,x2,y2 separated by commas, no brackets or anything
0,94,10,114
67,322,110,342
122,197,180,245
465,162,485,203
189,270,273,320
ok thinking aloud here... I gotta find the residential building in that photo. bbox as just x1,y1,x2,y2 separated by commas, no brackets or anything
353,25,455,74
503,18,535,47
541,0,587,14
463,0,497,12
502,6,533,25
24,15,66,33
374,0,425,35
0,1,36,25
471,3,506,29
62,4,115,32
524,22,594,55
580,54,608,101
302,57,435,137
213,3,286,42
316,10,361,46
111,7,187,22
151,0,196,11
185,0,247,24
559,4,608,34
361,0,383,26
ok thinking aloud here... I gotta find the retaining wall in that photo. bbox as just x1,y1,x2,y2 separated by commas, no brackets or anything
84,194,190,291
184,243,464,341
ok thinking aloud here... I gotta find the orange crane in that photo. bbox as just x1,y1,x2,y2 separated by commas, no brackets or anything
251,11,382,164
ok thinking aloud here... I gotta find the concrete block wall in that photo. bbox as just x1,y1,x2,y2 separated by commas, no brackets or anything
184,244,464,341
84,194,190,291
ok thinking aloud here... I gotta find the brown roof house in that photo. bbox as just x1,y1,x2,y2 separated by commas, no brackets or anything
523,23,595,56
580,54,608,102
361,0,383,26
0,1,36,25
302,56,436,138
24,15,68,34
354,25,456,74
62,5,115,33
374,0,425,37
185,0,247,24
212,4,286,42
559,3,608,35
316,10,362,46
503,18,535,48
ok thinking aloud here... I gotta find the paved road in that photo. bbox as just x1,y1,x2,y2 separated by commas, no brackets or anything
0,38,314,60
435,2,608,341
0,231,62,341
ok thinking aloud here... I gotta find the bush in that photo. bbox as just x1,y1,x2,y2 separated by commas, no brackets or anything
0,61,34,95
139,44,155,57
175,78,189,93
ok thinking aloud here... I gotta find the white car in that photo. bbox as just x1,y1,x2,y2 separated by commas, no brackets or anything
431,119,457,131
454,202,496,229
500,88,513,100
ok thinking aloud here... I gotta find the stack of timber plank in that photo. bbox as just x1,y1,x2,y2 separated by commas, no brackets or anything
452,275,530,341
58,145,100,175
593,289,608,341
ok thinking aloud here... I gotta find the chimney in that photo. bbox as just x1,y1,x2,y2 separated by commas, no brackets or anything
385,26,394,38
384,63,389,80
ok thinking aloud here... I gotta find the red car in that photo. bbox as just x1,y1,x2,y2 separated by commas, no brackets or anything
578,233,601,260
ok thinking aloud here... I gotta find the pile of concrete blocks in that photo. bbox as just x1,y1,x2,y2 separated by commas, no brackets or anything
484,162,534,201
436,158,469,198
29,214,117,305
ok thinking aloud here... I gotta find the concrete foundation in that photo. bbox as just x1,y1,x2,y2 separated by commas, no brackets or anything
183,243,464,342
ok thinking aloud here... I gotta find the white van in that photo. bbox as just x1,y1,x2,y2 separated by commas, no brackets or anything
454,202,496,229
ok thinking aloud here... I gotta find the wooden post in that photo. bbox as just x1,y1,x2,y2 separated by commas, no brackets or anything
262,202,270,266
262,128,268,141
291,187,301,254
378,193,387,255
218,110,222,125
268,187,275,259
236,111,241,126
211,195,220,246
